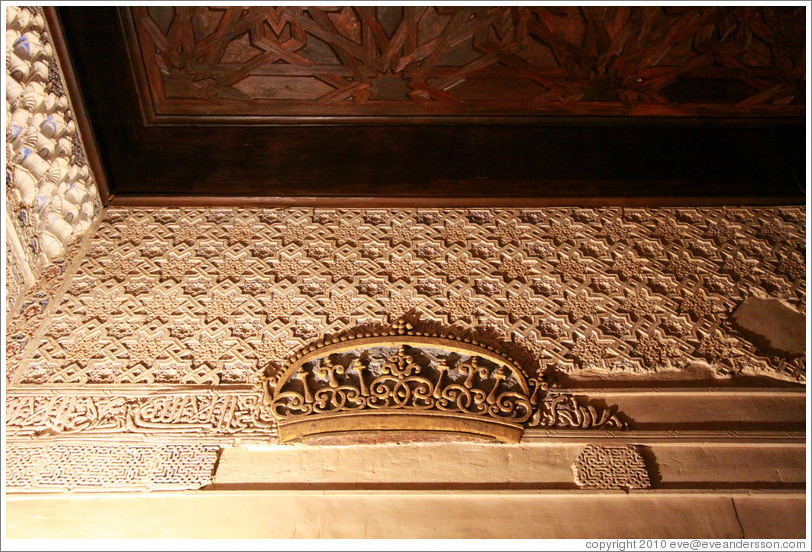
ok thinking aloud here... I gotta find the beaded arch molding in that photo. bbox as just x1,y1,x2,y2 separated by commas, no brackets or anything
263,319,626,443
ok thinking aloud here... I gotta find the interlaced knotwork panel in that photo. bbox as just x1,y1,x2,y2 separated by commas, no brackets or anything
572,444,652,490
6,442,220,491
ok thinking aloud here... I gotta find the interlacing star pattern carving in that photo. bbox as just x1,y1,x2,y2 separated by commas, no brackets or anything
133,7,804,118
8,206,806,388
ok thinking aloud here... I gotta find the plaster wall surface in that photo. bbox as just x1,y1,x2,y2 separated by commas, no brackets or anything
5,491,805,539
211,441,806,488
6,205,806,389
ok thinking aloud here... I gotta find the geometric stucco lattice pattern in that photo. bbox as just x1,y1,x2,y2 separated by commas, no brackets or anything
8,206,806,390
5,442,220,492
572,444,652,490
6,235,92,384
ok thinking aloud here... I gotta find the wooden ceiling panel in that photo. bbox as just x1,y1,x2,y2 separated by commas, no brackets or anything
127,6,805,123
49,6,805,204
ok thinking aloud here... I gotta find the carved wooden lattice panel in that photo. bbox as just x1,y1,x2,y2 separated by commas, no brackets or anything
129,6,805,120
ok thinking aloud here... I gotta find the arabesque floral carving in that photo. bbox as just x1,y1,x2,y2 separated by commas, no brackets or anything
266,320,625,441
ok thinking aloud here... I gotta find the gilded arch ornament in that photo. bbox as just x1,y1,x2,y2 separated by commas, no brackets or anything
262,319,626,442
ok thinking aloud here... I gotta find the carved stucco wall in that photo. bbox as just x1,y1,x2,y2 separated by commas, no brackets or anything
7,205,805,389
6,205,805,462
4,205,805,505
2,11,805,530
5,5,102,322
6,442,221,492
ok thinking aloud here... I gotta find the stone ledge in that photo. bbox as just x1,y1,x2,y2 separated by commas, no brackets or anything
6,491,805,538
209,441,805,490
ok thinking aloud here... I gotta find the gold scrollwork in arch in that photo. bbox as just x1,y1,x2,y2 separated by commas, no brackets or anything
265,321,625,442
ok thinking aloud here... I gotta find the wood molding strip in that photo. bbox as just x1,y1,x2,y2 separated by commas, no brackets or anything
108,195,807,208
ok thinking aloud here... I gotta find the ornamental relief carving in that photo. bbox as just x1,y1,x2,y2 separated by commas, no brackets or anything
8,321,626,442
6,443,220,492
130,6,804,119
9,206,806,388
572,444,652,490
6,6,101,266
6,5,103,380
9,206,805,441
6,391,275,436
263,320,626,442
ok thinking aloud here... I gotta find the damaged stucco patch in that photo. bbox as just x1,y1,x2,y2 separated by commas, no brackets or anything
730,298,805,357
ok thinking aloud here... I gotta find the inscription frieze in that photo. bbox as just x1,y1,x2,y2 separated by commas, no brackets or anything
6,391,275,436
